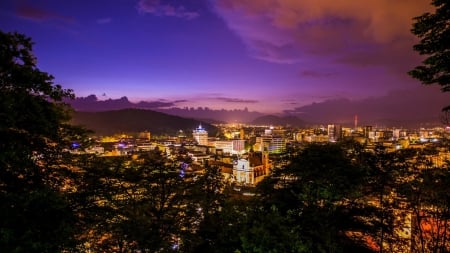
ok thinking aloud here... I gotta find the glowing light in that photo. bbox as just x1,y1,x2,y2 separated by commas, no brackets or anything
180,162,188,178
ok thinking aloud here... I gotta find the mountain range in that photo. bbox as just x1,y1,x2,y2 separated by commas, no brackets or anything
68,86,450,129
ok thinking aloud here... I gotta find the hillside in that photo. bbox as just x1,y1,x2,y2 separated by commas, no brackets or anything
67,95,264,123
71,109,218,136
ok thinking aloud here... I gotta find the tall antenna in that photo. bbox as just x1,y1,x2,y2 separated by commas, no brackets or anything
354,115,358,130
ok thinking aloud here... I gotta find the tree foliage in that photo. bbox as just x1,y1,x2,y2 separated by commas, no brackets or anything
398,150,450,253
253,143,376,253
409,0,450,97
0,30,78,252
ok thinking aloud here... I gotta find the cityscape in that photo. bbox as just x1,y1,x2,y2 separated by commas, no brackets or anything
74,121,450,175
1,0,450,252
37,115,450,252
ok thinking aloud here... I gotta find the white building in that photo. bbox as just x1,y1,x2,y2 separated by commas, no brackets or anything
213,140,233,154
233,150,271,185
212,139,246,155
192,124,208,146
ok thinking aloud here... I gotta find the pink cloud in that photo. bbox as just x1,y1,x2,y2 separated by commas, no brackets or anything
212,0,432,66
137,0,199,20
16,4,74,23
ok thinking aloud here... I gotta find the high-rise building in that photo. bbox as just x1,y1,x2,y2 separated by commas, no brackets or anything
213,140,233,154
232,139,246,154
192,124,208,146
269,137,285,154
327,124,342,142
364,126,373,138
328,124,336,142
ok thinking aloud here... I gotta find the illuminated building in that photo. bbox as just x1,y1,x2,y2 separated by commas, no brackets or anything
328,124,336,142
138,131,151,140
254,130,285,154
269,137,285,154
233,149,271,185
253,136,270,152
192,124,208,146
212,139,246,155
232,139,245,154
213,141,233,154
240,128,245,139
364,126,373,138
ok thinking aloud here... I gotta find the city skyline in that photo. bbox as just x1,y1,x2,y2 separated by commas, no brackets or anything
0,0,444,114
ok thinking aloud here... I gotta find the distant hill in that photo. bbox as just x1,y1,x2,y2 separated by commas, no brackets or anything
71,109,218,136
67,95,264,123
251,115,306,127
67,87,450,128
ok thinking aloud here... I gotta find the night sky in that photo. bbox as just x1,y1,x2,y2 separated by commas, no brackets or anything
0,0,438,114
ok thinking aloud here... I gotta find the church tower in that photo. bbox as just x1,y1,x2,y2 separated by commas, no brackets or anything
263,148,270,174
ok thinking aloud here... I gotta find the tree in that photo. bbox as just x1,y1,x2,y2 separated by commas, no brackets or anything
0,30,78,252
397,150,450,253
256,143,376,252
76,150,198,253
409,0,450,108
412,169,450,253
182,164,227,252
65,154,127,252
361,145,416,253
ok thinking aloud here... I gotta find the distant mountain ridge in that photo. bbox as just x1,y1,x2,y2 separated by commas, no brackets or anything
67,95,264,123
71,109,218,136
68,87,450,128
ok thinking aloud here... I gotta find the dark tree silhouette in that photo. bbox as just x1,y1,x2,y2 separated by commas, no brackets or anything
254,143,376,253
0,30,78,252
409,0,450,110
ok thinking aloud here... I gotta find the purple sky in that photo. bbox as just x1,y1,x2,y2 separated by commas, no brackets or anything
0,0,439,113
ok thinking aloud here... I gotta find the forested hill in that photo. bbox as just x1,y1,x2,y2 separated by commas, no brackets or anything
71,108,218,136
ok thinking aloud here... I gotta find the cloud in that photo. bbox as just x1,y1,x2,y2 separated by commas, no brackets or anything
283,86,449,126
215,97,259,103
137,0,199,20
68,95,184,111
15,3,74,23
172,99,189,104
212,0,432,67
136,100,178,108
